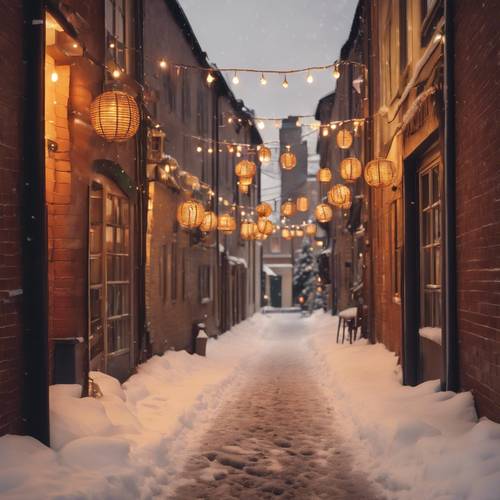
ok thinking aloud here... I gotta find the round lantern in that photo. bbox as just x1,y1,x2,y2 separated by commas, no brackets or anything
176,200,205,229
295,228,304,238
254,231,268,241
340,157,362,182
327,184,352,207
90,90,140,142
336,129,353,150
235,160,256,178
256,202,272,218
239,184,249,194
290,229,296,238
280,147,297,171
296,196,309,212
315,203,333,223
281,200,296,217
364,158,396,188
240,220,258,240
238,176,253,186
281,228,292,240
217,214,236,234
257,217,274,236
342,200,352,210
317,167,332,183
305,223,317,236
258,145,272,164
200,211,218,232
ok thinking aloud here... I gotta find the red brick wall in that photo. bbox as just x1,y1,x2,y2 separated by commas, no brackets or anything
454,0,500,422
0,1,25,435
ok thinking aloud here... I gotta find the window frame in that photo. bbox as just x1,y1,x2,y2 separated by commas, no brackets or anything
390,196,403,302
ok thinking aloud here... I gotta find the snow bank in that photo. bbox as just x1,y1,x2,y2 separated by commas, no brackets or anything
0,313,271,499
306,311,500,500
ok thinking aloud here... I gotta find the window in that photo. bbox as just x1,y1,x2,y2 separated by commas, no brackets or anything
181,73,191,122
170,242,177,302
199,265,211,303
270,237,281,254
105,0,126,70
89,181,132,369
419,160,441,327
390,197,403,299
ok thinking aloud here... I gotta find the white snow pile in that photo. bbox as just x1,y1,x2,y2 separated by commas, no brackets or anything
306,311,500,500
0,314,271,499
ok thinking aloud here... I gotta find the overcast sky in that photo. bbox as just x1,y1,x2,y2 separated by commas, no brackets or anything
178,0,358,199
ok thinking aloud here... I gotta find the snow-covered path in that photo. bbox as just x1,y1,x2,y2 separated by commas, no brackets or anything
169,313,380,499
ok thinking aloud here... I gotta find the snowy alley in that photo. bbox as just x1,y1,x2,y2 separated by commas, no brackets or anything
1,312,500,499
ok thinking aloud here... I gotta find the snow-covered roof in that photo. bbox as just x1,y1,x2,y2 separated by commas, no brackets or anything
263,265,277,277
227,255,248,268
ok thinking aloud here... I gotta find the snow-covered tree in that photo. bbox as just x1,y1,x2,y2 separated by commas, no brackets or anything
293,243,324,311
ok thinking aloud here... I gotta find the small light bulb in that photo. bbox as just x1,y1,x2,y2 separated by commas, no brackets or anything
322,127,329,137
232,72,239,85
333,64,340,79
229,146,234,153
330,122,337,130
282,76,289,88
109,42,115,49
306,72,314,84
50,71,58,82
159,59,167,69
241,211,246,217
208,147,213,154
257,120,265,130
155,123,160,129
196,146,202,153
112,69,121,79
260,73,267,85
236,151,241,158
72,43,78,49
206,72,215,84
228,117,233,124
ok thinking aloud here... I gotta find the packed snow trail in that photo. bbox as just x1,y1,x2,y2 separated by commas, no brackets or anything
169,313,381,499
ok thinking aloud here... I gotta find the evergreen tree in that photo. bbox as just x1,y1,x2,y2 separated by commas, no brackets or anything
293,242,324,311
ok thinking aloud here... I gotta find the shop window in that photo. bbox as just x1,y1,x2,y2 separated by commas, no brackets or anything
419,160,441,328
390,197,403,300
199,265,211,303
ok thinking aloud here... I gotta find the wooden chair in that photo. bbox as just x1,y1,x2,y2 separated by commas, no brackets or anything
336,307,358,344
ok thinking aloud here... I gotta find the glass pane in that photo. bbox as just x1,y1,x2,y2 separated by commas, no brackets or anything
90,287,102,321
433,207,440,242
423,248,432,286
90,257,102,285
421,173,429,208
435,246,441,286
121,200,129,226
432,168,439,203
106,195,113,222
423,210,431,245
108,317,130,353
106,226,115,252
89,226,102,254
90,197,102,224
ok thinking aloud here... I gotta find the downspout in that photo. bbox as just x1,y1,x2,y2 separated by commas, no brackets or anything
214,91,221,333
22,0,50,444
443,0,459,391
135,0,149,363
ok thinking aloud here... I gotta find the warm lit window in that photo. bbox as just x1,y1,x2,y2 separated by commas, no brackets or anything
390,197,403,299
419,160,441,327
105,0,126,70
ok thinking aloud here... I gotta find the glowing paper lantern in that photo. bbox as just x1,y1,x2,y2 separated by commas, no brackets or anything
90,90,140,142
254,231,268,241
238,176,253,186
240,220,258,240
315,203,333,223
340,157,362,182
256,202,272,217
239,184,249,194
258,145,272,164
336,129,353,150
305,223,317,236
200,211,218,232
296,196,309,212
364,158,396,187
176,200,205,229
235,160,256,178
327,184,352,207
217,214,236,234
281,200,296,217
295,228,304,238
257,217,274,236
280,146,297,170
317,167,332,183
281,228,292,240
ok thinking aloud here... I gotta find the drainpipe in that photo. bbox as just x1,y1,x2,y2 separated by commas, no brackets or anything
22,0,50,444
443,0,459,391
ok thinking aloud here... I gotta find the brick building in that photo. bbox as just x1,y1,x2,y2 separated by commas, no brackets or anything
0,0,262,441
321,0,500,422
